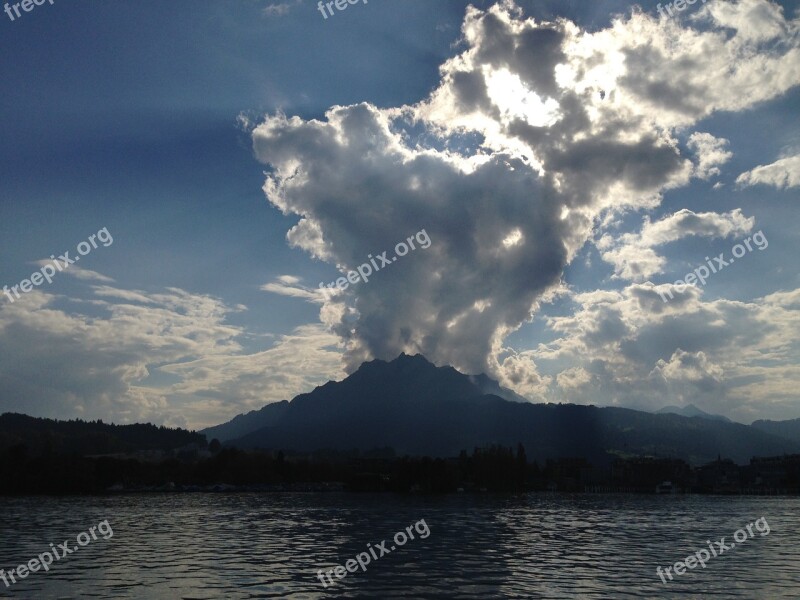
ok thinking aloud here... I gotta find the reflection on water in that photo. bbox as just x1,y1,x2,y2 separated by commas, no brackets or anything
0,493,797,599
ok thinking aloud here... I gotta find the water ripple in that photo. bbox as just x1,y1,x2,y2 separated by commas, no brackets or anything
0,494,797,599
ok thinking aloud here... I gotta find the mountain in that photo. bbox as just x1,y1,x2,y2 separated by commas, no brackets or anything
0,413,204,456
751,418,800,444
657,404,731,423
203,370,528,443
200,401,290,443
225,354,798,465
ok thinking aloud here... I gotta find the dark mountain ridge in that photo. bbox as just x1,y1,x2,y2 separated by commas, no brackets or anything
224,354,799,465
0,413,204,456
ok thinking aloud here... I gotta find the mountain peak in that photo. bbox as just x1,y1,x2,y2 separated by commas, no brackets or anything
358,352,433,368
657,404,731,423
204,355,798,463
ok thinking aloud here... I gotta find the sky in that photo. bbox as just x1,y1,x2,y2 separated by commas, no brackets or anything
0,0,798,429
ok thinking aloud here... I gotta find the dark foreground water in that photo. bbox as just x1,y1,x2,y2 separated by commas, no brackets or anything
0,493,798,599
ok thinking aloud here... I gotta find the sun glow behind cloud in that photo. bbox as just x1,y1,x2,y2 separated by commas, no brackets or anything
485,68,561,127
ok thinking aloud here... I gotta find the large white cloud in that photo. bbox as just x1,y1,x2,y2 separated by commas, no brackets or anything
255,103,571,374
253,0,800,398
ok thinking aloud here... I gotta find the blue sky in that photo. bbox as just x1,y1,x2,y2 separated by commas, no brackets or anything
0,0,504,342
1,0,799,428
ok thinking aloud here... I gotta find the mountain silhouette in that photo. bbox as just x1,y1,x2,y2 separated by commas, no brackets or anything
217,354,799,465
656,403,731,423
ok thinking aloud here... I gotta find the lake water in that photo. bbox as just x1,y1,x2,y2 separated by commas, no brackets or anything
0,493,797,598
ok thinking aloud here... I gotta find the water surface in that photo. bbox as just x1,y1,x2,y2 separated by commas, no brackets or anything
0,493,797,598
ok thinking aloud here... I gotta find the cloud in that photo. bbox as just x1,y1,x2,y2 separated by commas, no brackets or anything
556,366,592,390
698,0,790,42
255,103,571,375
650,349,724,387
160,323,344,426
63,267,116,283
252,0,800,386
0,284,343,429
599,208,754,280
492,349,551,400
537,282,800,421
638,209,753,246
262,0,301,18
31,260,115,283
687,132,732,180
736,155,800,189
261,276,323,302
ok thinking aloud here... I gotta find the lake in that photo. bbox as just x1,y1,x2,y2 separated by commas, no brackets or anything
0,493,797,598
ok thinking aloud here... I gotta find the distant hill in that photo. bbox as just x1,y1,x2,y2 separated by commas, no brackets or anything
657,404,731,423
0,413,204,456
225,354,798,465
751,418,800,444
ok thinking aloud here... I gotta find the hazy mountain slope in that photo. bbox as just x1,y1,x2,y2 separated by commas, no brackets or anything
751,417,800,444
200,401,289,443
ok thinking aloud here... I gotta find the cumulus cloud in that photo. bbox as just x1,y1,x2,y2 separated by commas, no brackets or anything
255,103,570,375
698,0,790,42
598,208,753,280
491,349,552,400
650,349,725,388
538,283,800,421
251,0,800,393
639,209,754,246
687,132,732,180
736,155,800,189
